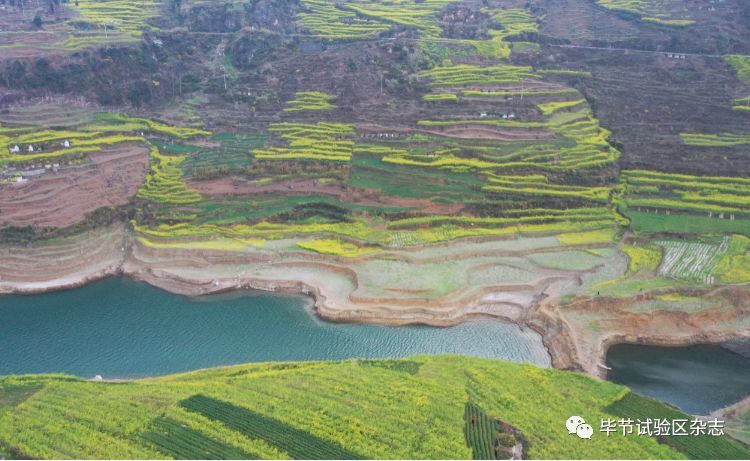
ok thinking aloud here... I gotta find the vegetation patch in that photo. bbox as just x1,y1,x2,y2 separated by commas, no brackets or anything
621,244,662,274
142,416,259,460
595,0,695,26
607,392,749,459
463,402,512,460
725,55,750,84
137,146,202,205
713,235,750,284
181,394,364,460
656,237,730,284
2,357,742,459
419,64,537,87
621,170,750,221
254,122,355,162
681,133,750,147
537,99,586,115
298,0,391,39
284,92,337,112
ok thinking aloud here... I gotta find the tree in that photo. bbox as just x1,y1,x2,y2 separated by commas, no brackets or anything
32,15,43,28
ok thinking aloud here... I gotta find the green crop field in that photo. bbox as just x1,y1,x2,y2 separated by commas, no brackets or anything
137,146,203,206
181,395,363,459
484,8,538,39
621,170,750,229
0,113,208,167
419,64,538,87
253,122,355,162
656,237,730,284
173,133,266,178
463,403,503,460
606,392,749,459
2,356,744,460
596,0,695,26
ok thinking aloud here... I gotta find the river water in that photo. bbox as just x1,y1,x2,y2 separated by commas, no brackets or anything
607,343,750,415
0,277,551,378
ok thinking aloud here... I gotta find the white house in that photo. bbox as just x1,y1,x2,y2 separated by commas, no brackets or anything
27,145,34,152
63,140,71,148
9,145,20,153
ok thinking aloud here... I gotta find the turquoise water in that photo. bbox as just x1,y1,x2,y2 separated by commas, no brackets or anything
0,277,550,378
607,344,750,415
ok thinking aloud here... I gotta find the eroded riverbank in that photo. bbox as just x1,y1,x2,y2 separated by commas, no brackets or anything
2,224,749,380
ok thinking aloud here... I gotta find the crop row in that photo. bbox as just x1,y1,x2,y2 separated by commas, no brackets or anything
622,170,750,215
299,0,391,38
537,99,586,115
484,8,538,39
142,417,258,460
136,146,203,205
71,0,161,40
4,357,744,460
595,0,695,26
84,113,211,139
680,132,750,147
342,0,458,38
254,122,355,162
387,207,614,229
657,237,730,284
484,175,611,203
284,92,337,112
464,403,500,460
181,395,363,460
419,64,537,87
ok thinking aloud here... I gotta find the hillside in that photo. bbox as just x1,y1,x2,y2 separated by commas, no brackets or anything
0,0,748,379
1,1,750,459
1,355,748,460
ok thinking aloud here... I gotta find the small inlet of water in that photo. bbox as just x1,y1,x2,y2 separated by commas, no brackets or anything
606,343,750,415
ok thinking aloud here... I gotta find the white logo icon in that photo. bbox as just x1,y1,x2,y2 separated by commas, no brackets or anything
576,423,594,439
566,416,592,439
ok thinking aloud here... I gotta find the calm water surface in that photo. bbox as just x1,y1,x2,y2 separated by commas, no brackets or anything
607,343,750,415
0,277,550,378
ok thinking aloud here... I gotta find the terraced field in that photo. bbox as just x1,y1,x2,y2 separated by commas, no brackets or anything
621,170,750,234
596,0,696,25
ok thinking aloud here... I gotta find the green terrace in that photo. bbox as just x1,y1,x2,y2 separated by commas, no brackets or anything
0,114,209,167
253,123,356,162
596,0,696,26
681,133,750,147
284,92,337,113
620,170,750,235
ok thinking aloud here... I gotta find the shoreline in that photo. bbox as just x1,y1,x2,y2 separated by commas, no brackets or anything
2,226,749,384
3,259,746,378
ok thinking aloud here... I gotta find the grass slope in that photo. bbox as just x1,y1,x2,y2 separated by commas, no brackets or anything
1,356,747,460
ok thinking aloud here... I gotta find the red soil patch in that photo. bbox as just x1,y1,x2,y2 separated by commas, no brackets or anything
189,176,463,215
419,125,554,141
0,143,149,228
